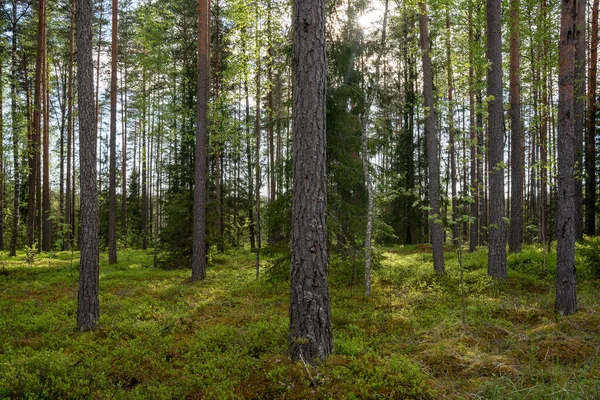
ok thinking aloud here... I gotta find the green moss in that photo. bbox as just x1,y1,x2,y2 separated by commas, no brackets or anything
0,244,599,398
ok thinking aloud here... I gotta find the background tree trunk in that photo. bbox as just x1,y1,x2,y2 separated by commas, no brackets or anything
446,9,458,247
65,0,74,250
42,20,51,252
28,0,46,248
419,2,445,274
509,0,523,253
487,0,507,279
141,70,148,250
574,0,586,241
214,1,224,253
10,0,20,257
267,0,275,211
254,9,262,277
540,0,549,246
586,0,598,235
468,2,478,252
192,0,209,281
108,0,118,264
121,36,128,245
244,60,255,250
361,0,389,296
0,64,4,251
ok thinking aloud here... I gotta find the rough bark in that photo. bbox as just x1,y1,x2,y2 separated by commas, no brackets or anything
574,0,586,241
509,0,523,252
108,0,118,264
487,0,507,279
419,2,445,273
192,0,209,281
289,0,333,365
76,0,100,331
555,0,579,316
586,0,598,235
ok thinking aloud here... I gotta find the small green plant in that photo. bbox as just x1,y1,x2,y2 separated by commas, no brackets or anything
0,256,6,276
24,243,37,266
578,236,600,278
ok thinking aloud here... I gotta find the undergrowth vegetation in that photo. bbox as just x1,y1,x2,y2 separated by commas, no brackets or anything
1,244,599,399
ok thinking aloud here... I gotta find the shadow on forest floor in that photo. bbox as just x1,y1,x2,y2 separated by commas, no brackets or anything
0,244,599,399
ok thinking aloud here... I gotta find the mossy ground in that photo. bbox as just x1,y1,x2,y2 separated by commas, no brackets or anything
1,245,599,399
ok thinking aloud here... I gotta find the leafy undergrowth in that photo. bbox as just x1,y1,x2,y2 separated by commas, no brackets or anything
0,245,599,399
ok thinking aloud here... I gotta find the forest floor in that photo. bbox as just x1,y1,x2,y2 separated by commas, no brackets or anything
1,244,599,399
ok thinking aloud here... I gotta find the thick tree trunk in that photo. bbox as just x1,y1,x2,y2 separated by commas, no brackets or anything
289,0,333,365
192,0,209,281
574,0,586,241
509,0,523,253
487,0,507,279
587,0,598,235
76,0,100,331
108,0,118,264
555,0,579,316
419,2,445,274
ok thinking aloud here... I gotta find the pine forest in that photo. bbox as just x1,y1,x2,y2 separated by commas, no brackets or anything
1,0,600,397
